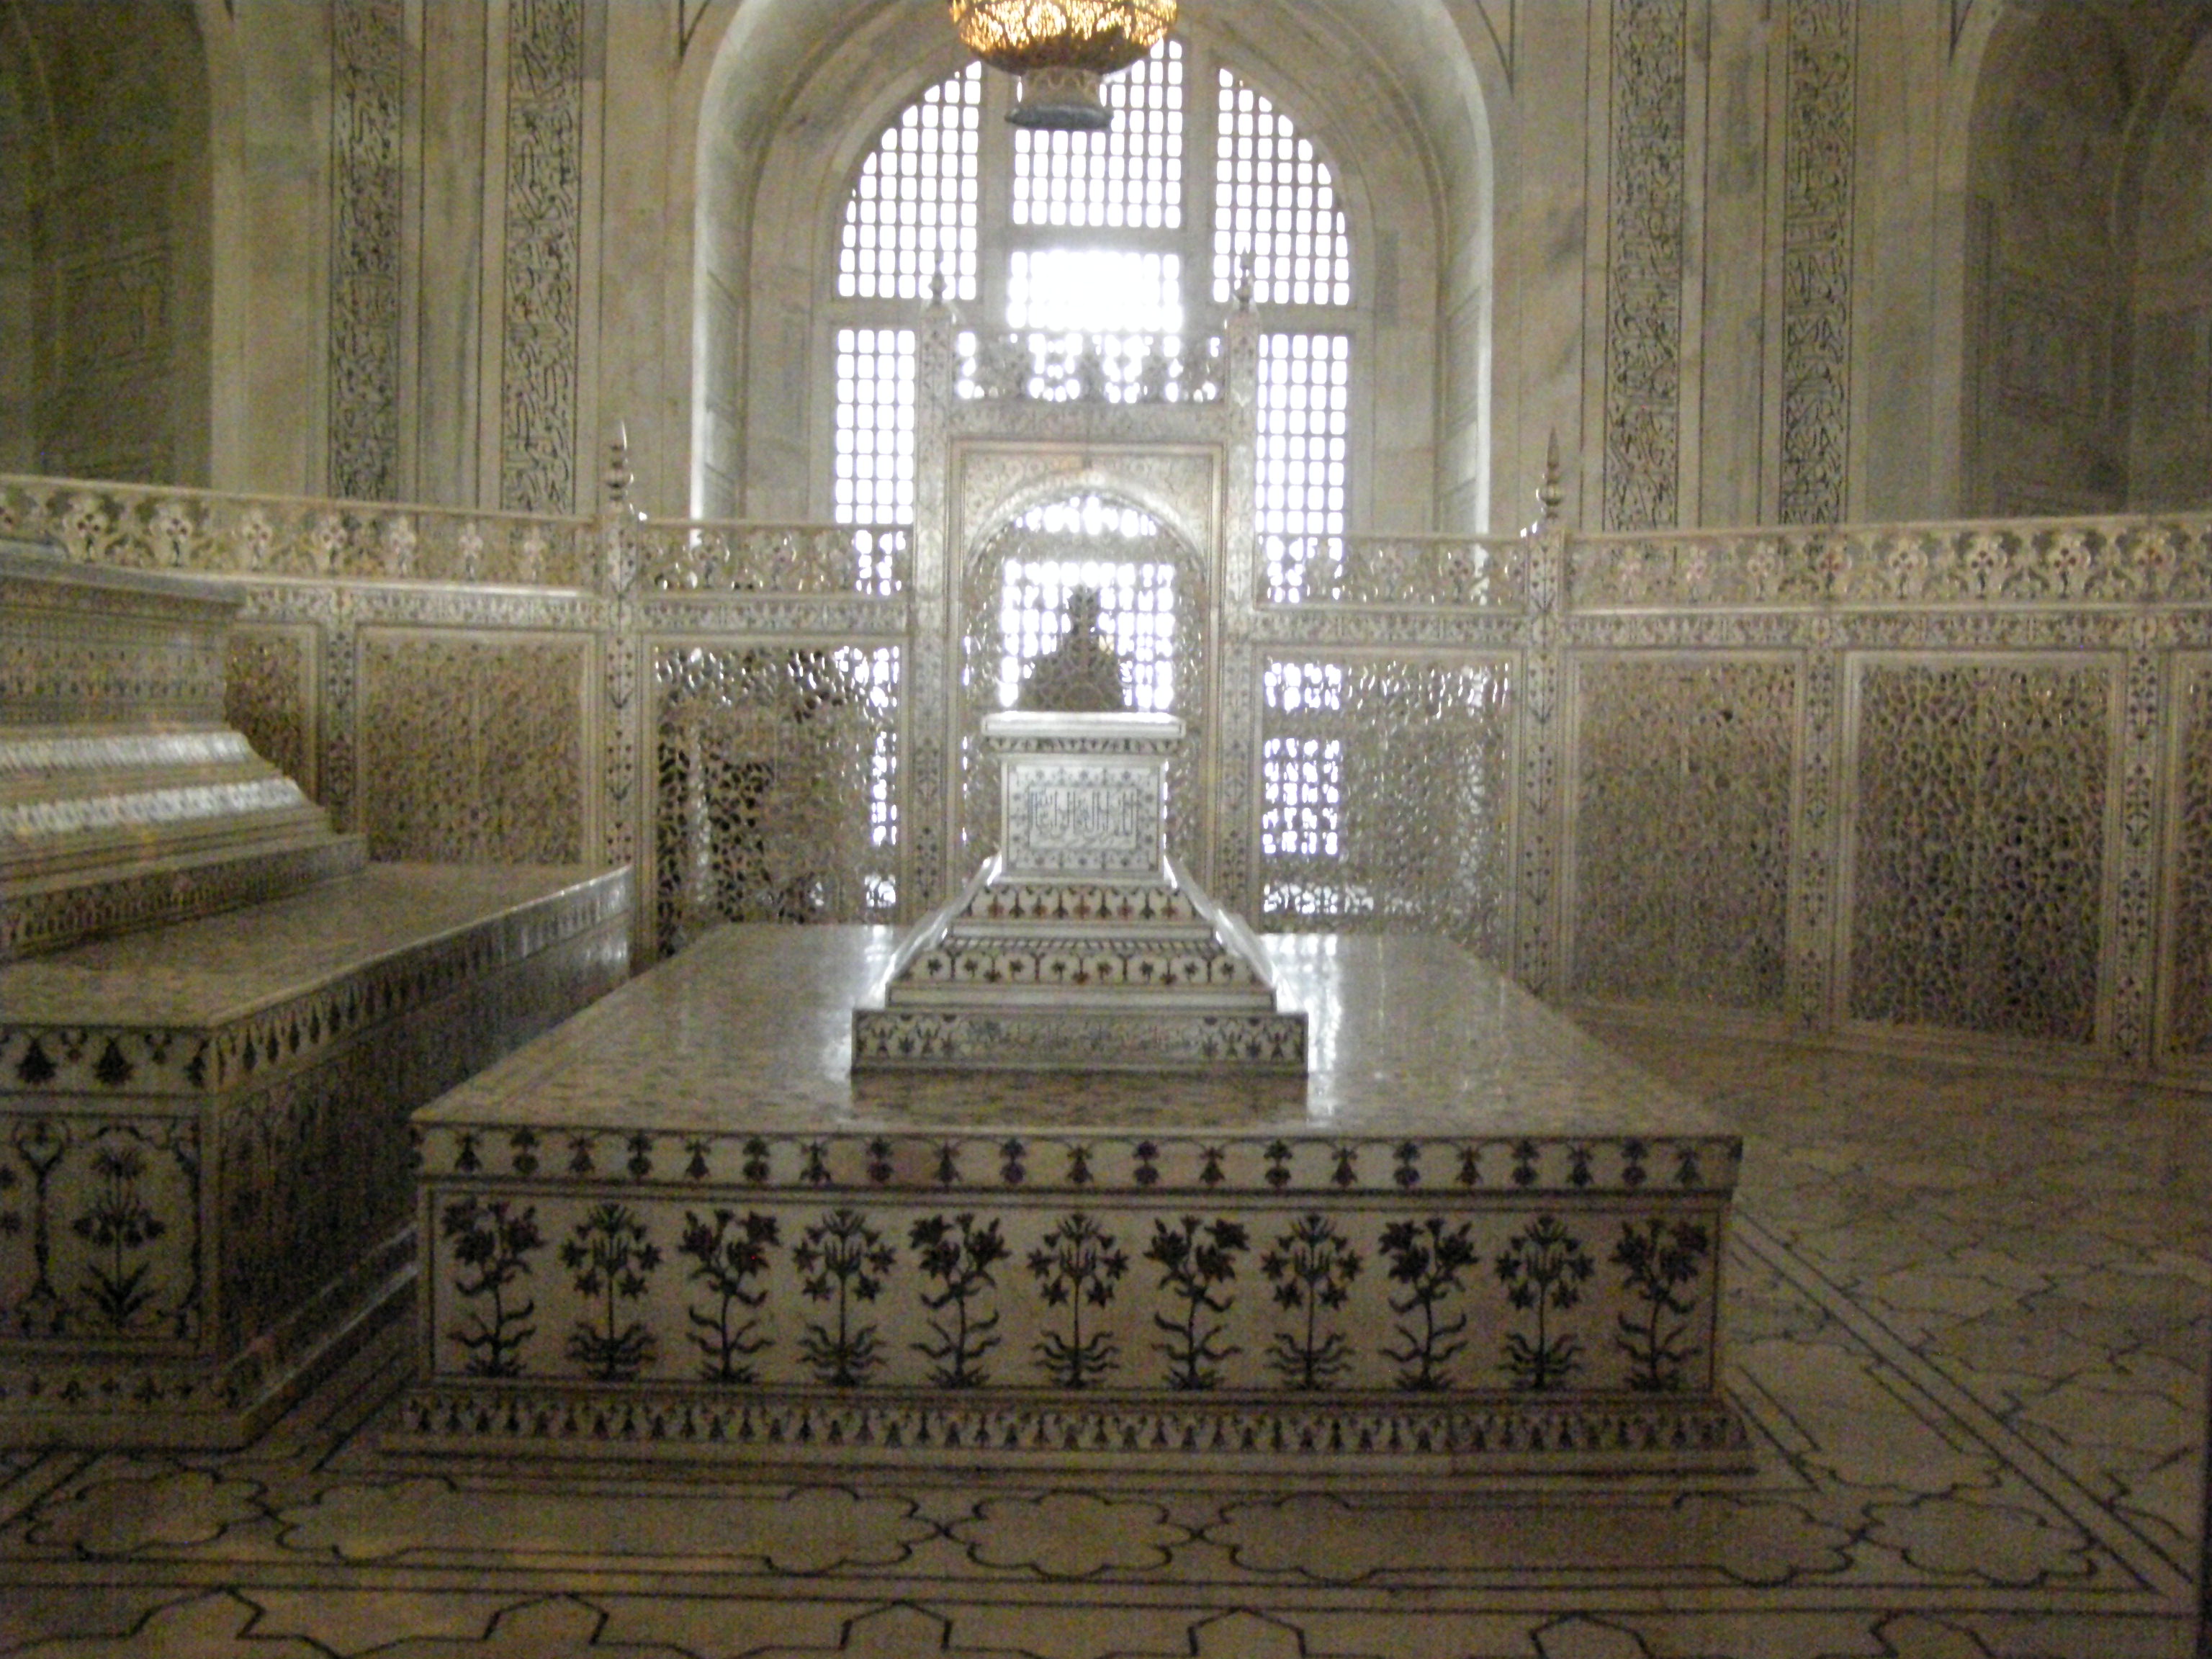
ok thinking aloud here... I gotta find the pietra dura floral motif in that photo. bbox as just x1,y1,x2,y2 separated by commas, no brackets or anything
419,1192,1706,1401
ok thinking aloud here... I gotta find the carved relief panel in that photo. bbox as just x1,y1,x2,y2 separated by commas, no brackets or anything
357,631,590,864
1568,655,1798,1012
1843,657,2118,1046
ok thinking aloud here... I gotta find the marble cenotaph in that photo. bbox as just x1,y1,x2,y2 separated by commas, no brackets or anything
403,613,1748,1474
0,541,631,1444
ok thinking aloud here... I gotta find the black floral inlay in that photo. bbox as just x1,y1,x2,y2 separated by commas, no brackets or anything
1148,1215,1249,1390
561,1203,661,1380
911,1213,1009,1387
441,1195,543,1377
678,1208,778,1383
1028,1212,1127,1388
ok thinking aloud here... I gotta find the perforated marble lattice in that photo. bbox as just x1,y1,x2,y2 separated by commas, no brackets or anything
653,646,900,956
2170,660,2212,1057
1258,657,1514,963
1570,657,1796,1012
1848,662,2111,1043
358,636,586,865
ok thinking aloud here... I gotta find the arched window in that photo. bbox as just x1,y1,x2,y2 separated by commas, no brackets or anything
828,41,1357,589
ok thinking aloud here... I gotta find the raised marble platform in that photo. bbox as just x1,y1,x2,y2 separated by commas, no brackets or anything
402,924,1750,1475
0,864,633,1446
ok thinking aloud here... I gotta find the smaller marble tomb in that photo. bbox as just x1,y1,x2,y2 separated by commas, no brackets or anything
853,711,1307,1071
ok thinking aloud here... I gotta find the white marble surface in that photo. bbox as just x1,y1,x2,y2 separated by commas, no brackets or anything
419,922,1727,1138
0,866,620,1027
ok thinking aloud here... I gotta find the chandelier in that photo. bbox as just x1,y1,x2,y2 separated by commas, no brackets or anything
949,1,1179,131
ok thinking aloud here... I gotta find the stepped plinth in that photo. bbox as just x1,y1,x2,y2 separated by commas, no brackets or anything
0,541,366,961
853,712,1308,1071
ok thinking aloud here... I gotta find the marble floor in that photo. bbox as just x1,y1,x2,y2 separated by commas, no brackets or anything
0,1022,2205,1658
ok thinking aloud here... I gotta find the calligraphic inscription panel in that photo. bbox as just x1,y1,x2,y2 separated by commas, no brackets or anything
1003,760,1160,878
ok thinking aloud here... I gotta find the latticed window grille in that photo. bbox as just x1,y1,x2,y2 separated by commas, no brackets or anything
1213,70,1353,307
1257,333,1352,595
837,63,981,301
994,495,1178,713
830,42,1361,541
832,328,916,526
1012,40,1184,229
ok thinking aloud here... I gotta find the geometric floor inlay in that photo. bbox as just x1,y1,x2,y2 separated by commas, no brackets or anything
0,1024,2202,1658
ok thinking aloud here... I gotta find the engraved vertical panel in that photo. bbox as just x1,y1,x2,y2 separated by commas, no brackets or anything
1259,657,1514,965
2168,657,2212,1058
652,645,901,957
500,0,584,514
1570,657,1797,1011
328,0,405,501
225,626,316,798
358,634,587,863
1779,0,1856,525
1603,0,1689,531
1847,661,2111,1043
1791,643,1841,1028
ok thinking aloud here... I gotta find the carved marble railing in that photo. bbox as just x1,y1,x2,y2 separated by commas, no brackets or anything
1262,534,1529,608
629,518,907,596
955,330,1228,405
0,474,601,588
1569,516,2212,609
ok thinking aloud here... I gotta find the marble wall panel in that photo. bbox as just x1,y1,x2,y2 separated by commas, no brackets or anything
1568,656,1797,1012
1601,0,1689,531
1778,0,1857,525
1258,656,1514,964
2167,656,2212,1058
357,631,588,863
652,644,900,956
224,626,317,797
1845,659,2113,1044
498,0,586,514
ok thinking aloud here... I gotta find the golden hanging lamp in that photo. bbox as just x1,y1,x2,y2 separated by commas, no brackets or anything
949,1,1179,131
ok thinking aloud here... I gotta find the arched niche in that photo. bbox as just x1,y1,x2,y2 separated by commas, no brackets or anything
685,0,1498,529
1958,0,2211,516
956,484,1212,876
0,0,212,485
